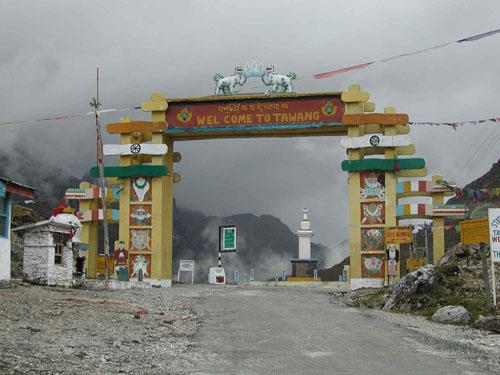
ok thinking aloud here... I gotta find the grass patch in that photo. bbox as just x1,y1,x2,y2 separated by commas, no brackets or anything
350,288,387,309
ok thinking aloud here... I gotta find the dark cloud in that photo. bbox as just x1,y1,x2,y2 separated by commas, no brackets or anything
1,0,499,250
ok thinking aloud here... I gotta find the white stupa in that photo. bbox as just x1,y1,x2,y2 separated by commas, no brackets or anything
297,208,313,259
290,208,320,280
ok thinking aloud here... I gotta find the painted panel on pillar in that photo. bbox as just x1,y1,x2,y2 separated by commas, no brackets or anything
360,172,385,200
361,202,385,225
129,229,151,253
340,134,411,149
103,143,168,156
361,228,385,252
130,205,152,226
129,254,151,280
361,255,385,278
130,177,152,202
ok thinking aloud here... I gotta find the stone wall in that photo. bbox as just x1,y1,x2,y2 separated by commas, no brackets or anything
23,231,51,284
47,245,73,287
23,225,73,287
0,237,10,281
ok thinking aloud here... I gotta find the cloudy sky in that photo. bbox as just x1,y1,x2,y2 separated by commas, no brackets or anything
1,0,499,253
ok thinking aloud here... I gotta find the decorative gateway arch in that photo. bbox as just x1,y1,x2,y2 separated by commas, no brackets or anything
68,66,464,289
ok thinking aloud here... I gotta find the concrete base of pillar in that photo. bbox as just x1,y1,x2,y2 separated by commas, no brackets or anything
350,278,384,290
109,280,132,289
87,278,172,289
290,259,319,278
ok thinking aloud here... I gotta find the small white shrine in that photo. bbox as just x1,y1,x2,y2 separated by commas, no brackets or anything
290,209,320,280
14,214,81,287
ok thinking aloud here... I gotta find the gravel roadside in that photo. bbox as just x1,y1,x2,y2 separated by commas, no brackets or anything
1,283,499,374
329,289,500,372
0,282,203,374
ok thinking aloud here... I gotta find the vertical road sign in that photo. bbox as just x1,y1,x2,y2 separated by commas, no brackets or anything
488,208,500,306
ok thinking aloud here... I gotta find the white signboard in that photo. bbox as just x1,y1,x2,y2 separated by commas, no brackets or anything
103,143,168,156
340,134,411,149
177,260,194,284
488,208,500,263
179,260,194,271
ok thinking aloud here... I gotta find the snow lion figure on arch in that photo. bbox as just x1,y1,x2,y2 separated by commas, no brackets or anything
261,65,297,93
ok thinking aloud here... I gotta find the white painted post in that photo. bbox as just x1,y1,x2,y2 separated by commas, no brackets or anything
488,208,500,306
490,253,496,306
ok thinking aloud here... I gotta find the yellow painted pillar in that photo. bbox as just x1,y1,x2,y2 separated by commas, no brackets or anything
163,138,174,279
383,107,401,281
341,84,369,284
118,118,133,264
141,93,173,283
80,182,98,278
432,174,445,264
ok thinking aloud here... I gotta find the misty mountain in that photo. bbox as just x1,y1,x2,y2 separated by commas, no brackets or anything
449,158,500,203
174,206,333,281
1,148,335,281
443,158,500,248
0,148,80,217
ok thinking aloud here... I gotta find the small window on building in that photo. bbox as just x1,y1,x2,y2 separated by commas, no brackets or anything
0,198,7,239
54,243,63,265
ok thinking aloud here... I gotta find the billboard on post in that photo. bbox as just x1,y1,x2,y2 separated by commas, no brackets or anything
219,225,237,252
460,218,489,245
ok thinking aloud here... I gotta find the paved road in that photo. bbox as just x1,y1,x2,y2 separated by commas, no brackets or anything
189,286,497,374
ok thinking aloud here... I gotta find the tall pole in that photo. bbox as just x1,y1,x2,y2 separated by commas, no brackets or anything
480,242,493,309
90,65,110,288
491,248,497,307
218,226,222,268
424,224,429,265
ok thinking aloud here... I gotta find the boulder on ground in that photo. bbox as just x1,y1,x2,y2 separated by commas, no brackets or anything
383,264,442,310
431,306,472,324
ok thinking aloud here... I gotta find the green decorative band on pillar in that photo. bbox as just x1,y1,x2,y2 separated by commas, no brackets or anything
341,158,425,172
90,165,168,178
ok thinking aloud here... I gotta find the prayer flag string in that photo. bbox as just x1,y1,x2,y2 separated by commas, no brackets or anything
0,107,141,128
1,27,500,129
314,27,500,80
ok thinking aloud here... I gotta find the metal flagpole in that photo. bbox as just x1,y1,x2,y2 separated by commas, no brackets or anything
90,65,111,289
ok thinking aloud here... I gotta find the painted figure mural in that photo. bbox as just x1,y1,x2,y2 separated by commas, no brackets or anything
129,229,151,252
361,255,385,278
130,254,150,281
361,202,385,225
114,240,129,281
360,171,386,199
131,177,151,202
361,228,385,252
